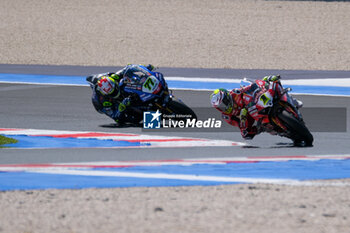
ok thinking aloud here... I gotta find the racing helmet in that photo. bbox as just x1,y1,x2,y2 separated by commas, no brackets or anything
97,75,120,98
210,88,234,114
123,64,151,83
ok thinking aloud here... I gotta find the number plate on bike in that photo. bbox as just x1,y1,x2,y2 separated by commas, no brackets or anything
142,76,160,93
258,92,273,107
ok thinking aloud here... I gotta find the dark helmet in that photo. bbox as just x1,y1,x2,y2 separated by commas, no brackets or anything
96,75,120,98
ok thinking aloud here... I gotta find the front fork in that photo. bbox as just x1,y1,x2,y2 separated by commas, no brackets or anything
154,90,174,113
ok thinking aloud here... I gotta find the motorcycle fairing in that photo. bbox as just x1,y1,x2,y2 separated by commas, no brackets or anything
122,67,168,103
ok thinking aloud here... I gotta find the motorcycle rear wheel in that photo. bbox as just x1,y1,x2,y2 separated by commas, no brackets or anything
277,110,313,147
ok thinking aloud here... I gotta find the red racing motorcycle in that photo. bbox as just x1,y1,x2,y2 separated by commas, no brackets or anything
241,78,313,147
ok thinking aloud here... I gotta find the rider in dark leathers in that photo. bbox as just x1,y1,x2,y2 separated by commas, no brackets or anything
88,64,156,125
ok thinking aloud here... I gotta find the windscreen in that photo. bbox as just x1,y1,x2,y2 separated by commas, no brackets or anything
124,65,151,84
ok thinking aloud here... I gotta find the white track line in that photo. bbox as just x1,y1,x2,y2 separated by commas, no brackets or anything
26,169,350,187
166,77,350,87
0,128,246,148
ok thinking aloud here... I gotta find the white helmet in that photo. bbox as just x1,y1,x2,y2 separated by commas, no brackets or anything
210,88,234,114
97,75,120,98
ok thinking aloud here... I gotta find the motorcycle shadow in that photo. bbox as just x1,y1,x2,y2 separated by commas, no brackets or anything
242,142,296,149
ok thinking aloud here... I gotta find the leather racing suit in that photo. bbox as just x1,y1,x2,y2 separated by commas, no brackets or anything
89,64,156,124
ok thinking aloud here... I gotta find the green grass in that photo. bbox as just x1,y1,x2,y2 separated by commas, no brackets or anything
0,135,18,147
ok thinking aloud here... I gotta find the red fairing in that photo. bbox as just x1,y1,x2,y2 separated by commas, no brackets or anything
221,112,239,127
270,81,289,103
214,80,273,138
241,80,270,121
229,90,244,115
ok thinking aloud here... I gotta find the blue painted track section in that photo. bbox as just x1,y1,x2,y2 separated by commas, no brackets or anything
98,159,350,180
0,73,85,85
1,159,350,190
0,172,238,190
3,135,143,148
1,73,350,96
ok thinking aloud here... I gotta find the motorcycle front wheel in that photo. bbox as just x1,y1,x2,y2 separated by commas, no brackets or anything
277,110,313,147
164,99,197,120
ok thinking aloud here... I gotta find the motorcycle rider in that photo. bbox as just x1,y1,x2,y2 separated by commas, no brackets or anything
88,64,156,125
210,75,302,140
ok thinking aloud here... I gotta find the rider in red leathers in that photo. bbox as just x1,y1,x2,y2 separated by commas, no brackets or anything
210,75,302,140
210,87,258,140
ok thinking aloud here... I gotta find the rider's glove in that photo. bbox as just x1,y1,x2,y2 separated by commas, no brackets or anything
263,75,280,82
110,73,121,81
122,97,131,107
145,64,156,71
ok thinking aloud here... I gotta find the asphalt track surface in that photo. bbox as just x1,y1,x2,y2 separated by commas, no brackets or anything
1,65,349,164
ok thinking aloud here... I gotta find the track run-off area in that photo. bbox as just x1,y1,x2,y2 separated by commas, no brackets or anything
0,65,350,190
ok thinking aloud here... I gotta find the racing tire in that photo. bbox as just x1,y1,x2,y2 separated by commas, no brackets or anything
165,99,197,120
277,110,313,147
